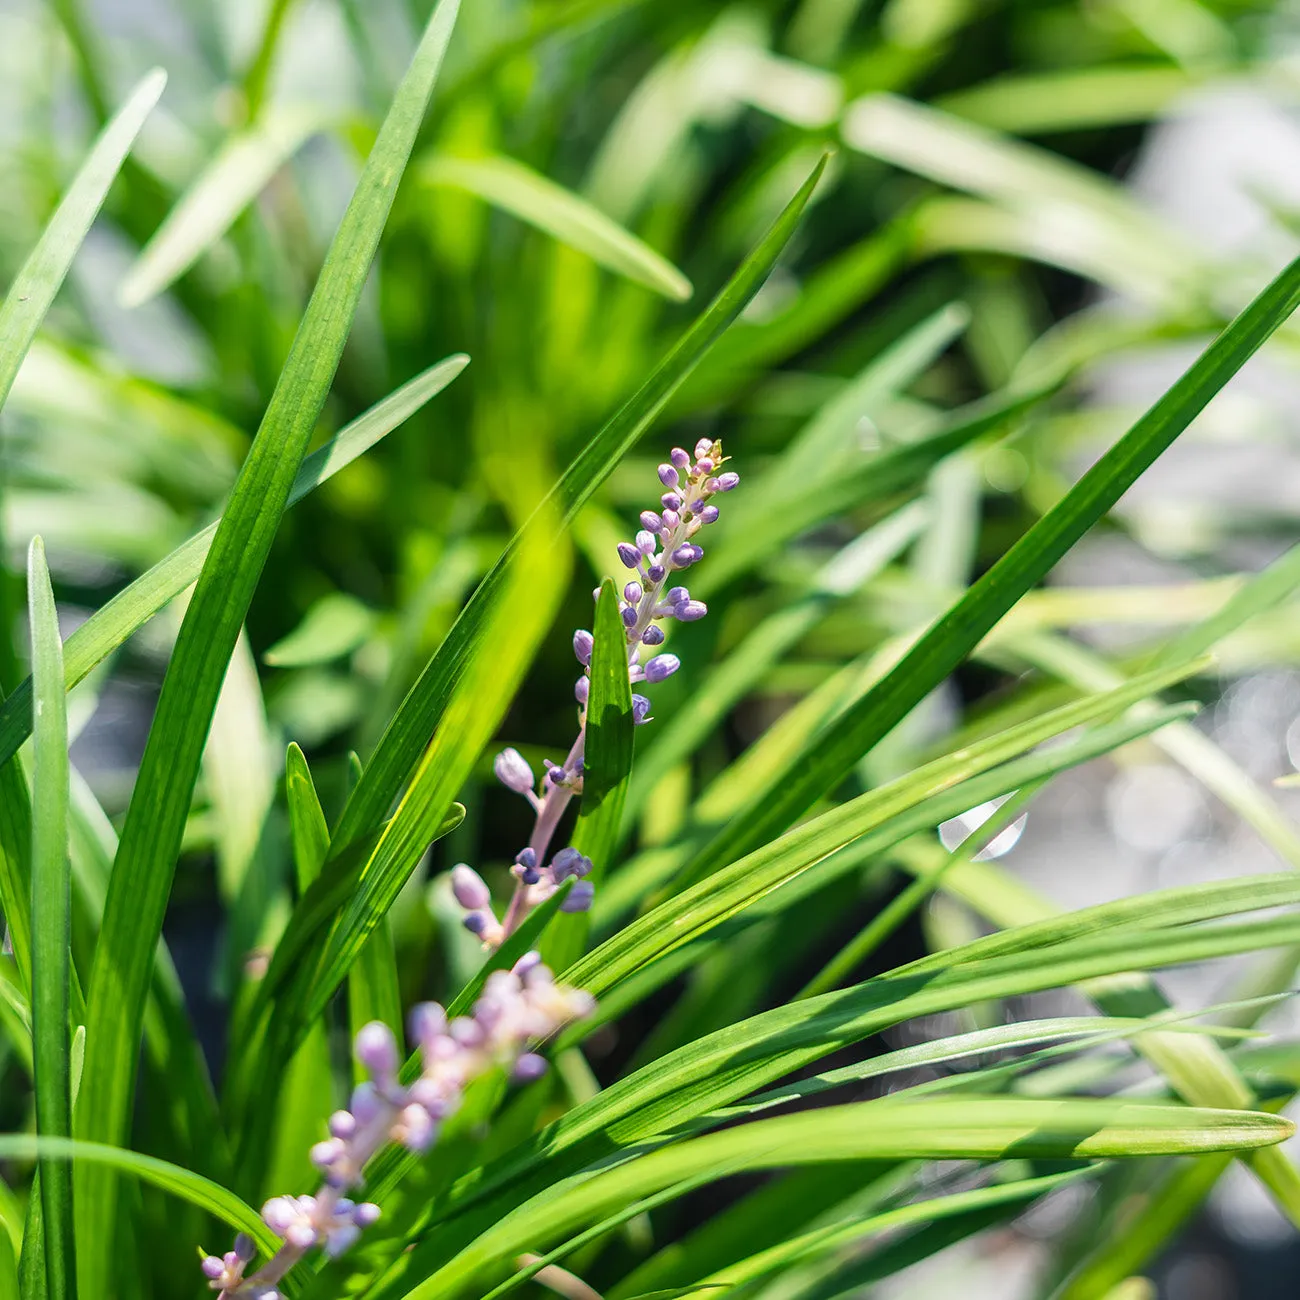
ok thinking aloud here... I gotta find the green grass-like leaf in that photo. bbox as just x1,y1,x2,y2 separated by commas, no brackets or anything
0,354,468,772
421,152,693,301
72,2,463,1288
27,539,74,1300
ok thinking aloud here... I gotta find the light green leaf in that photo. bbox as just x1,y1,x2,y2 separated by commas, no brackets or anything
264,593,377,667
0,353,469,772
422,152,692,301
120,104,326,308
27,538,74,1300
73,3,464,1291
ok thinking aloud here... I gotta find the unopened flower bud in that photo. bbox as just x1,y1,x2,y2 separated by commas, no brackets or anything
561,879,596,912
575,676,590,704
698,504,720,524
694,437,714,459
716,471,740,491
646,563,666,582
355,1023,398,1080
632,694,652,724
639,510,661,531
658,464,679,487
514,1052,549,1081
451,864,491,911
624,581,643,604
617,542,641,569
644,654,680,683
573,629,594,665
671,447,691,470
635,529,657,554
641,625,665,645
493,747,534,794
678,599,708,621
661,491,683,511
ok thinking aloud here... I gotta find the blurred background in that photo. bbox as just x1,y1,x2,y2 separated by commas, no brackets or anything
5,0,1300,1295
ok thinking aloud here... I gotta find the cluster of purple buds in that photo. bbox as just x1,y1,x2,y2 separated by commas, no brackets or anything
594,438,737,725
200,954,593,1296
451,847,594,942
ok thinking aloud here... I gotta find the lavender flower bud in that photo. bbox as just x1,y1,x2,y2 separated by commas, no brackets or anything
515,847,537,870
671,544,699,568
658,463,679,487
573,629,594,666
694,437,714,459
575,676,590,704
514,950,543,975
349,1082,383,1124
262,1197,299,1236
624,581,643,604
632,694,652,724
671,447,691,470
695,457,715,474
716,471,740,491
514,1052,549,1081
641,625,665,645
678,599,708,621
636,529,658,554
394,1103,436,1153
644,654,680,683
666,586,689,605
551,847,592,880
661,491,683,511
493,747,534,794
463,911,488,936
328,1110,356,1139
617,542,641,569
325,1225,360,1258
646,563,666,583
354,1203,381,1228
661,509,680,531
234,1235,255,1263
355,1022,399,1080
561,879,596,912
201,1257,225,1280
698,504,720,524
451,864,491,911
310,1139,344,1169
409,1001,447,1047
621,605,638,629
639,510,661,531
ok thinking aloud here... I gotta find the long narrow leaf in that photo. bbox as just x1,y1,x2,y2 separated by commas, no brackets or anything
73,4,463,1290
27,539,74,1300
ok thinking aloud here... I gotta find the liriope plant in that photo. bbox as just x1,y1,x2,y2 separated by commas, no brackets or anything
2,3,1300,1300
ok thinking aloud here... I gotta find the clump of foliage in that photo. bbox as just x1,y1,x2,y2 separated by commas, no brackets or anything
3,2,1300,1299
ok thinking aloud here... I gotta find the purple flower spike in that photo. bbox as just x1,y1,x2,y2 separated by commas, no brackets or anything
698,505,720,524
514,1052,549,1082
624,580,643,604
716,471,740,491
616,542,641,569
632,694,653,724
621,605,639,628
642,625,665,645
644,654,680,683
640,510,661,531
575,676,590,704
573,629,594,666
678,600,708,621
658,463,679,487
561,879,596,913
493,746,534,794
451,864,491,911
646,563,666,583
355,1022,399,1080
